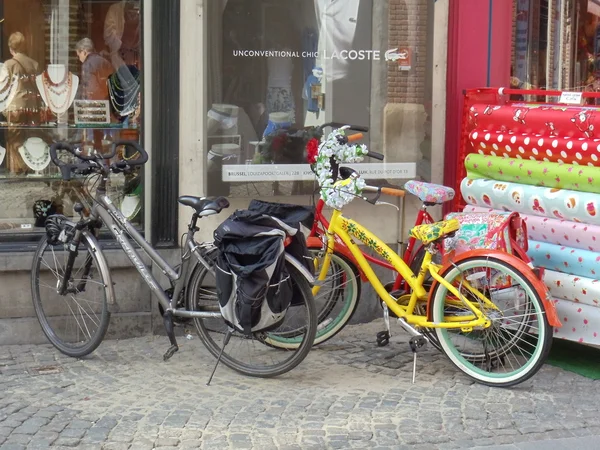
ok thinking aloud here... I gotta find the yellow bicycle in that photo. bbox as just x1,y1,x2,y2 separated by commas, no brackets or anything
310,126,561,387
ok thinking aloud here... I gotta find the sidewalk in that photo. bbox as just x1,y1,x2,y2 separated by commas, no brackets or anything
0,319,598,449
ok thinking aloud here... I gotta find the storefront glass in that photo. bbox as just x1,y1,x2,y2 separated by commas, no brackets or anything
511,0,600,94
205,0,436,198
0,0,143,240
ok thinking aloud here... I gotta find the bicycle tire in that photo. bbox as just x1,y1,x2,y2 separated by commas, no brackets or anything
430,255,552,387
31,234,112,358
267,249,361,348
188,260,317,378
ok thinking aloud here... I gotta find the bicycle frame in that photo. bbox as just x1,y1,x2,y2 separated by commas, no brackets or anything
66,190,221,320
318,209,494,330
309,197,435,288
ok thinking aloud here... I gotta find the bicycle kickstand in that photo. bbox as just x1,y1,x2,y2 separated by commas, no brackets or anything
409,335,428,384
206,329,233,386
376,302,391,347
162,310,179,361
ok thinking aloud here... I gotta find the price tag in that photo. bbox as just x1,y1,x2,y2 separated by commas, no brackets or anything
20,224,32,229
559,91,584,105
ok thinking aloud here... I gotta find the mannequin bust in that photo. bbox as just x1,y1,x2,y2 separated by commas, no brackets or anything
207,103,240,135
262,111,292,138
18,137,50,174
36,64,79,115
0,145,6,166
212,103,239,116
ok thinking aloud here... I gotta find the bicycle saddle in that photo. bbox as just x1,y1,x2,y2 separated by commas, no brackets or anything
178,196,230,216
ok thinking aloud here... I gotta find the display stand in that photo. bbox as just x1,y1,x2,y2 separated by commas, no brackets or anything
36,64,78,125
456,87,600,345
18,137,50,176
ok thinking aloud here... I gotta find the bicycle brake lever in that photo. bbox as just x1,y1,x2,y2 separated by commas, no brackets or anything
374,201,400,211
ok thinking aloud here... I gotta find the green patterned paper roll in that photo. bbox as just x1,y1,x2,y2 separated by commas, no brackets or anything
465,153,600,194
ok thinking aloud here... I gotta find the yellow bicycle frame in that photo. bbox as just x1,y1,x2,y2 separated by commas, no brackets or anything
315,209,494,330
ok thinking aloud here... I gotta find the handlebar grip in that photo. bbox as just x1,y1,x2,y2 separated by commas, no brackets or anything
347,133,364,143
111,140,148,166
49,142,75,166
381,187,405,198
348,125,369,132
367,151,384,160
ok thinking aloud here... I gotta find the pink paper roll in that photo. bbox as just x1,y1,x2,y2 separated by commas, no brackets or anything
552,298,600,344
463,206,600,252
468,130,600,166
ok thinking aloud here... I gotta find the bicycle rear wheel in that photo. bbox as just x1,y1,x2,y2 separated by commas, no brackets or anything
187,260,317,378
31,233,112,357
430,255,552,387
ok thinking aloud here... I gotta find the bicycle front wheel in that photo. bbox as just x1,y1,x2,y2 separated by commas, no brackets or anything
31,233,112,357
430,255,552,387
188,261,317,378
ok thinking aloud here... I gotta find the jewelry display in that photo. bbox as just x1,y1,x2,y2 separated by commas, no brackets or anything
35,64,79,115
0,64,19,113
108,65,141,119
18,137,51,175
0,145,6,166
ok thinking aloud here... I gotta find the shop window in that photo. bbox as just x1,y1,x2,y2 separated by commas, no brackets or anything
0,0,143,241
205,0,435,197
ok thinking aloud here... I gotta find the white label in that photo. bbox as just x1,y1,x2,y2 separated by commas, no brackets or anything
559,91,583,105
221,163,416,182
20,224,32,229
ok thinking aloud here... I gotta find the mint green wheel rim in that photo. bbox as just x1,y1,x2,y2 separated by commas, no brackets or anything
433,258,546,384
265,252,358,346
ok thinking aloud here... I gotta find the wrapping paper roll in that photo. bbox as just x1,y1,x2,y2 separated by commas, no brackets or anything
545,270,600,309
468,130,600,166
552,298,600,344
461,178,600,225
464,154,600,193
467,103,600,139
463,205,600,252
527,240,600,278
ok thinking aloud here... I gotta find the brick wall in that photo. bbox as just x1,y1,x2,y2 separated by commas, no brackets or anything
387,0,430,104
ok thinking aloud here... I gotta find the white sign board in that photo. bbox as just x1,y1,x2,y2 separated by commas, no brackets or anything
559,91,583,105
222,163,417,182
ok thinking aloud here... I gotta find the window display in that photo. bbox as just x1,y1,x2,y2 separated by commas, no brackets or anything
206,0,434,197
0,0,143,238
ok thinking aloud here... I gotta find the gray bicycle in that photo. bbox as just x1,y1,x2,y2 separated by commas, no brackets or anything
30,141,317,378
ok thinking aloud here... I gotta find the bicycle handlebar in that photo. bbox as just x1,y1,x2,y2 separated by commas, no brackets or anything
49,140,149,181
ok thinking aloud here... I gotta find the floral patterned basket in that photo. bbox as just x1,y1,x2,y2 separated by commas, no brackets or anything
442,211,530,267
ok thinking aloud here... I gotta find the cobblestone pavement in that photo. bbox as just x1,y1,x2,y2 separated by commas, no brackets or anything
0,319,599,449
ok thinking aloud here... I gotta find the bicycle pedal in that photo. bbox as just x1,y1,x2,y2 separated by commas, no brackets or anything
376,330,390,347
408,335,428,353
163,344,179,361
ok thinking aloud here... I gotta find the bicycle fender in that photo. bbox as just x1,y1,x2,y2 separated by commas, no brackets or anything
426,249,561,328
284,253,315,286
306,236,368,282
83,231,117,309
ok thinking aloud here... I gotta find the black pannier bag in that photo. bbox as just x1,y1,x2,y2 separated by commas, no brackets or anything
248,199,315,277
214,209,298,335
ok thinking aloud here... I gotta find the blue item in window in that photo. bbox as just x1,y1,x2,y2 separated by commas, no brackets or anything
303,74,320,113
263,120,292,138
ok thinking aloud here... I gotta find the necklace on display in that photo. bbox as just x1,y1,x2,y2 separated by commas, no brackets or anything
0,145,5,166
41,70,73,114
19,138,50,172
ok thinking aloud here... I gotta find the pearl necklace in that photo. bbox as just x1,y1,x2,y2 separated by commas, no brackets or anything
41,70,73,113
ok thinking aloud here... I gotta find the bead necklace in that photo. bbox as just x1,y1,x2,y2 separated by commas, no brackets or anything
41,71,73,113
20,139,50,171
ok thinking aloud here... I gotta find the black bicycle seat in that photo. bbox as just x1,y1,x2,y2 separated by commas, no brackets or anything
178,196,230,215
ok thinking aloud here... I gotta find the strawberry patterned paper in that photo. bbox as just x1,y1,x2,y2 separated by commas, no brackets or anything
552,298,600,344
460,177,600,225
465,153,600,194
545,270,600,310
527,240,600,279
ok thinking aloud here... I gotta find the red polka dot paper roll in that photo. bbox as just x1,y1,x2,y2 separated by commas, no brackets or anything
545,270,600,310
468,130,600,166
